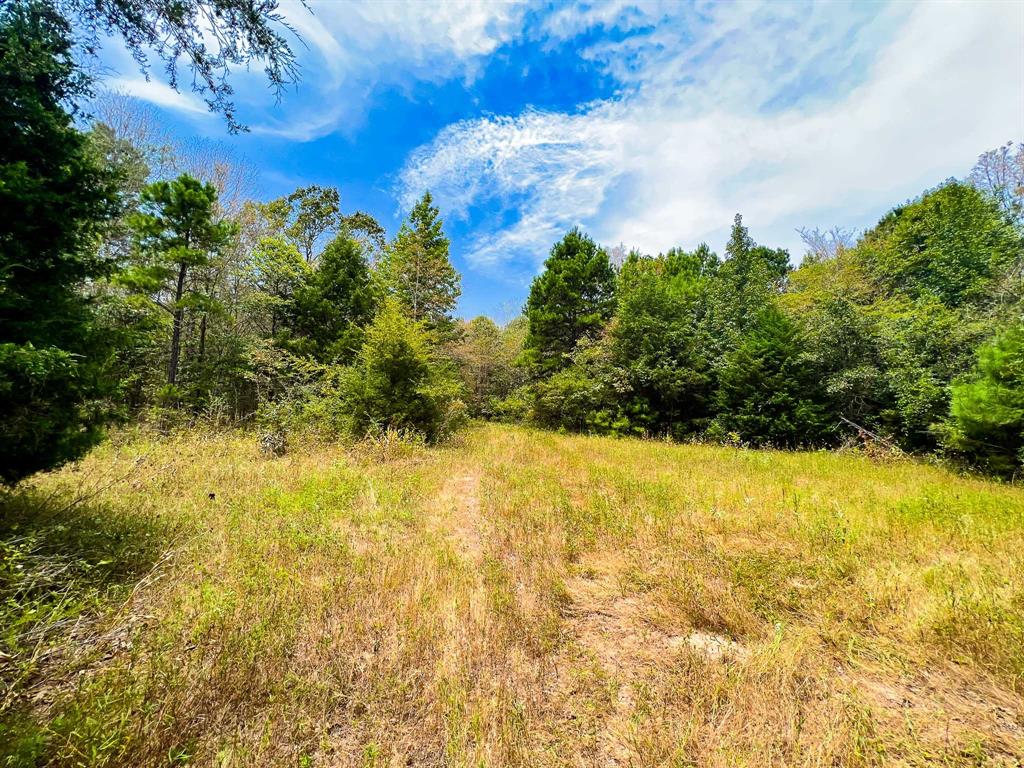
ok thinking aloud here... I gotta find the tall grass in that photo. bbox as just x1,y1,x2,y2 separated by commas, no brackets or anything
1,424,1021,766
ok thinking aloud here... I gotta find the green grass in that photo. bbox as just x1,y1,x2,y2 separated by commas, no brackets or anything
2,424,1022,766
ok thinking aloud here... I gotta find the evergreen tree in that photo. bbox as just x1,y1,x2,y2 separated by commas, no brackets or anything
379,192,460,329
712,306,827,447
700,215,790,360
288,235,376,363
0,1,119,483
127,174,235,389
723,213,790,286
342,297,464,442
943,323,1024,475
525,228,616,375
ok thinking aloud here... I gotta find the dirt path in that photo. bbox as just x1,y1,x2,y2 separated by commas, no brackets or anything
430,464,484,564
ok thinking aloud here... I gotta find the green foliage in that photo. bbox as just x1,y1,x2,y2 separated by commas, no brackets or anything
127,174,236,386
700,215,790,358
287,235,376,363
453,315,527,417
524,228,616,375
246,236,309,337
532,338,649,437
858,182,1021,307
871,296,986,447
711,306,828,447
342,298,465,442
0,1,119,483
379,192,460,330
943,323,1024,475
610,250,713,436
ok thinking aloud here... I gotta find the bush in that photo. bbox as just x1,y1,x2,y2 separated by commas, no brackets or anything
942,323,1024,476
488,385,533,424
712,306,829,448
341,298,466,442
532,339,648,437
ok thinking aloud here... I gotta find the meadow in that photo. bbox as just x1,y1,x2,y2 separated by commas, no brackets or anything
1,424,1022,767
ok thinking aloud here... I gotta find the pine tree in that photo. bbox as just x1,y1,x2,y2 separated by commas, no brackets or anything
128,174,235,388
0,1,119,483
379,191,460,329
944,324,1024,475
342,297,464,442
525,228,616,375
288,235,376,363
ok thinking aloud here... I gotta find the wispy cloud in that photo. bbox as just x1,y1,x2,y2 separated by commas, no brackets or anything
398,0,1023,276
106,76,210,116
243,0,532,140
89,0,534,139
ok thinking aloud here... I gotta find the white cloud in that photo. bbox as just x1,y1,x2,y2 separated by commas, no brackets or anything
398,0,1023,276
106,76,210,116
91,0,532,139
243,0,532,139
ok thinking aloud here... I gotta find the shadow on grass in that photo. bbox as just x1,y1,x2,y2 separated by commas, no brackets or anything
0,485,168,764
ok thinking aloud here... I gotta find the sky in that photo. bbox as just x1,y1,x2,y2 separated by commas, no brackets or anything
95,0,1023,320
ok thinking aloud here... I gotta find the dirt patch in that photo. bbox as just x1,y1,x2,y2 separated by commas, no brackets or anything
848,663,1024,759
559,562,748,766
673,630,748,661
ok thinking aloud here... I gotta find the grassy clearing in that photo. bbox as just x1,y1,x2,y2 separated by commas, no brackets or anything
1,424,1022,766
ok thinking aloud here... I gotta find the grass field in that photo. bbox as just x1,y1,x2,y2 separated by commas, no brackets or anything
1,424,1022,767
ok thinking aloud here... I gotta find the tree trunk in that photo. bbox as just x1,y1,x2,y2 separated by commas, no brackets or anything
167,261,188,385
198,313,207,363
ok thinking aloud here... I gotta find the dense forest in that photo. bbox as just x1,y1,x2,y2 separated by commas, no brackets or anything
2,0,1024,487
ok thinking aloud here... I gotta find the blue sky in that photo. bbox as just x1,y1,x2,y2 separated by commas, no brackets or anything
94,0,1022,320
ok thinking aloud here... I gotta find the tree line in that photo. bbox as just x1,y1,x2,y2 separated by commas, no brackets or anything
2,0,1024,485
508,162,1024,474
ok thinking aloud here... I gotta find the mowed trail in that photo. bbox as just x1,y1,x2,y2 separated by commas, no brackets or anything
427,450,751,767
431,467,485,565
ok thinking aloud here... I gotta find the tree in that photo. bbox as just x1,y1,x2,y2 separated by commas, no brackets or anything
712,306,827,447
797,226,855,264
524,228,616,375
342,298,464,442
699,215,788,360
0,1,119,483
858,182,1022,308
379,192,460,329
288,235,376,363
943,323,1024,476
454,315,526,416
247,236,308,338
969,141,1024,225
128,174,235,388
343,210,387,261
723,213,791,285
609,250,712,436
57,0,304,132
286,185,341,263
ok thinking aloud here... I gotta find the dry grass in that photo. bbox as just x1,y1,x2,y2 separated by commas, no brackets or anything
1,423,1022,766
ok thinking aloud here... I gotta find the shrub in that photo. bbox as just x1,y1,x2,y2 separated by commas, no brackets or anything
342,298,465,442
712,306,829,448
942,323,1024,476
